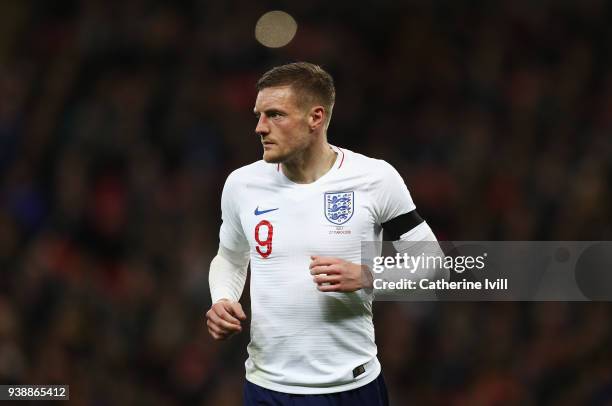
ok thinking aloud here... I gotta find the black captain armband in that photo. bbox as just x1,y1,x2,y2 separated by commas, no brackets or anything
382,210,424,241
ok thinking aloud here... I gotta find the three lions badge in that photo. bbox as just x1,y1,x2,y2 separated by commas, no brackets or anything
324,191,354,225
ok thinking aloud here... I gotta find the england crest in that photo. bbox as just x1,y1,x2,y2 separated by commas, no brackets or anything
324,191,354,225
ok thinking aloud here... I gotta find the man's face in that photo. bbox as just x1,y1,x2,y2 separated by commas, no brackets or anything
254,86,311,163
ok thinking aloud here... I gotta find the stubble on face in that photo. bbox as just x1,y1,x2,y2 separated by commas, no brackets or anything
254,86,311,164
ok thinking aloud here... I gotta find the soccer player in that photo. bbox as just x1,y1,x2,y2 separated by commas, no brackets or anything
206,62,439,405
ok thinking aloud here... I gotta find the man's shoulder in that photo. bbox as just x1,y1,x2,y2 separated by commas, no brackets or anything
225,160,276,185
337,147,397,178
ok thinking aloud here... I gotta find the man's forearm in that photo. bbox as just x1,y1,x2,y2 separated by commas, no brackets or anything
209,245,250,303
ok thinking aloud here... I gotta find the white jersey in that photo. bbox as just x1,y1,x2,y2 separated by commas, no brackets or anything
219,146,416,394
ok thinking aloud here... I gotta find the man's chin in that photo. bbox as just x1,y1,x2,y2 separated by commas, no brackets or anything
262,151,283,163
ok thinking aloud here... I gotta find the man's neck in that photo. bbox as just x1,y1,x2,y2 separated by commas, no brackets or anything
281,142,337,184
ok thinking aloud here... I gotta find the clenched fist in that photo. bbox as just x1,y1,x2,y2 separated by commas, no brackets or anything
206,299,247,340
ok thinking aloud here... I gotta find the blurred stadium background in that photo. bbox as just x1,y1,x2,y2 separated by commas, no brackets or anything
1,0,611,404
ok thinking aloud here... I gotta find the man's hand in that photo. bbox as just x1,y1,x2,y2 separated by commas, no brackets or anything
206,299,247,340
309,256,372,292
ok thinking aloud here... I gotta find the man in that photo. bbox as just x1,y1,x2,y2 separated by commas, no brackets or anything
206,62,439,405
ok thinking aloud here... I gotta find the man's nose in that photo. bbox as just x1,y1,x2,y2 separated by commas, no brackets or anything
255,115,269,136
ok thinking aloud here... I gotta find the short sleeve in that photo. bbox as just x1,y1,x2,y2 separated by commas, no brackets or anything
219,173,250,253
372,161,417,225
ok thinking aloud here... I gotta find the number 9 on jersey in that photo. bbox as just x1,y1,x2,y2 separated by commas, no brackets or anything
255,220,273,258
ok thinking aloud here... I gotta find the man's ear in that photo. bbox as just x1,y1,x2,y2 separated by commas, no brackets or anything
308,106,325,131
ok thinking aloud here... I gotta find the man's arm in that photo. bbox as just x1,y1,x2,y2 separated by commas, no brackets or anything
207,171,252,340
386,219,449,285
309,218,446,292
207,245,249,340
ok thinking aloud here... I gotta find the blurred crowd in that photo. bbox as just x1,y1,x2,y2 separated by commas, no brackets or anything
0,0,611,404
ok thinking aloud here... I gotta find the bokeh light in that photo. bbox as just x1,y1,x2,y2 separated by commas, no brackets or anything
255,11,297,48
